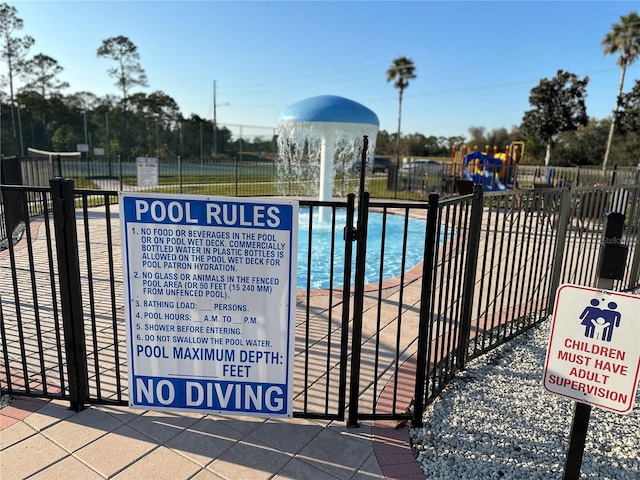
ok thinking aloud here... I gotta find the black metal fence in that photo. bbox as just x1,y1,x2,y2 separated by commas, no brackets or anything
2,178,639,426
7,155,637,208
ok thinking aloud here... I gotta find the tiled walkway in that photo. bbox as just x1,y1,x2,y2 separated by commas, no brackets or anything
1,393,423,479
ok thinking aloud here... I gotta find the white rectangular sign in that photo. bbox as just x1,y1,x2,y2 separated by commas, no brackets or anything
120,192,298,417
543,284,640,414
136,157,158,187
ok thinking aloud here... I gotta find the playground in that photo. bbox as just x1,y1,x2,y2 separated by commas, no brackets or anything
396,143,637,196
452,142,523,191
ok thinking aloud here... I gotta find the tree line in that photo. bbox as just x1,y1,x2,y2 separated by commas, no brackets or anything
1,3,638,167
381,12,639,167
0,4,246,161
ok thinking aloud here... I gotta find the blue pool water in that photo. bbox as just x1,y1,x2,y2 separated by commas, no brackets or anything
296,208,428,290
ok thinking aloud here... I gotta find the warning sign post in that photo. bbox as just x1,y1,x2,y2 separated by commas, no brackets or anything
120,192,298,417
543,284,640,413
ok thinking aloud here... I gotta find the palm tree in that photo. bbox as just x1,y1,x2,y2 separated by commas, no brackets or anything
387,56,416,170
601,11,640,170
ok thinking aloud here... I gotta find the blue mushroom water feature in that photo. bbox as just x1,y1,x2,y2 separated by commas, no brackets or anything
277,95,379,222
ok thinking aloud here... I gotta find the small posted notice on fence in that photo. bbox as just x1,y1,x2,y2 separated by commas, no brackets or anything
136,157,158,187
119,192,298,417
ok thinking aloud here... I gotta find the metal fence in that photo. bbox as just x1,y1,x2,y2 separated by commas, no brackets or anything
2,178,639,426
514,164,639,188
3,155,638,207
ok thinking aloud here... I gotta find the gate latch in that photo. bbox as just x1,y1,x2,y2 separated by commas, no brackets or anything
343,226,358,242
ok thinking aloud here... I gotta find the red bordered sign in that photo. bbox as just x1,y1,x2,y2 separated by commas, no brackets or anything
543,284,640,414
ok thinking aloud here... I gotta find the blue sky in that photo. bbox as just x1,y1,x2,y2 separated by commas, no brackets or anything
4,1,638,142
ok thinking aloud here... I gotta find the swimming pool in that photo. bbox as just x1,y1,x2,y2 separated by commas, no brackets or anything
297,208,428,290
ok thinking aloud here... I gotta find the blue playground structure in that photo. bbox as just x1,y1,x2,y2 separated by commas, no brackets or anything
462,150,516,191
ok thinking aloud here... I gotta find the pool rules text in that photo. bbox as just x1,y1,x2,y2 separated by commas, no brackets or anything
120,193,298,417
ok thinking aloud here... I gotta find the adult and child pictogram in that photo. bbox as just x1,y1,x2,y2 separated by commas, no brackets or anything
579,298,621,342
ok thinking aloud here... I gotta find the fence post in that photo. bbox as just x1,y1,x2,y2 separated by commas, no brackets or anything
50,177,89,411
456,185,484,370
347,192,370,428
118,155,123,191
235,156,239,197
337,194,357,421
611,165,618,186
412,192,440,428
0,157,26,236
627,187,640,288
547,188,573,314
178,155,183,194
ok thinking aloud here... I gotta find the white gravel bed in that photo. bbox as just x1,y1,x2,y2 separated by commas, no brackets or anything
410,318,639,479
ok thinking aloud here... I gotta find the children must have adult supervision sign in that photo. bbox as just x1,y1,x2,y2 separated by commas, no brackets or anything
120,192,298,417
543,284,640,414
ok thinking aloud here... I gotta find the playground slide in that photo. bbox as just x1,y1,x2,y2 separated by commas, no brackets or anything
463,170,506,191
462,150,511,191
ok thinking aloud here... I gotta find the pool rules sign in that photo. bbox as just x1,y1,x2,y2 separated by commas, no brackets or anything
120,192,298,417
543,284,640,414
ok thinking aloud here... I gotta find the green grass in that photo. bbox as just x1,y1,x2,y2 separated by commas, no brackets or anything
120,174,278,186
69,172,432,202
67,177,99,189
